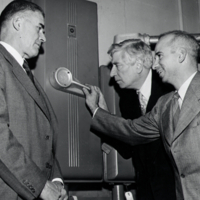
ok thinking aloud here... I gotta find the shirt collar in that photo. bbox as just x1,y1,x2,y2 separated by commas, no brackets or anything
138,69,152,102
0,41,24,66
178,71,197,102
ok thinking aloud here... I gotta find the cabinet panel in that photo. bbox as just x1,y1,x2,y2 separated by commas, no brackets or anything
33,0,102,182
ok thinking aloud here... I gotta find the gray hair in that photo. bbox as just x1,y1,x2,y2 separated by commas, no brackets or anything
108,39,153,68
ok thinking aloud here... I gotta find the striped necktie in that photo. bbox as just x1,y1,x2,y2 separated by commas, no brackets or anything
23,60,35,84
172,92,180,131
137,91,147,115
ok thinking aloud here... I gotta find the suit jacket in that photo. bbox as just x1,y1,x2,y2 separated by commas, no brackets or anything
118,70,176,200
0,44,62,199
91,71,200,200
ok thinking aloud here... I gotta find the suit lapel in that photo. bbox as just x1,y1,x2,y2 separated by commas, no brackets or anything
173,72,200,141
148,71,175,146
162,95,174,146
0,44,51,122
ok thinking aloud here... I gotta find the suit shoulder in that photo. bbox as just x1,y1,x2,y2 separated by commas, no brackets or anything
157,91,174,105
0,50,8,66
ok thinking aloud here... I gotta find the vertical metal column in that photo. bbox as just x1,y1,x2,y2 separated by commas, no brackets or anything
112,185,125,200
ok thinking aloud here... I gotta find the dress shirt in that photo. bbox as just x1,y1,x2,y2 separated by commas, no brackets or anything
0,41,24,68
138,69,152,105
177,71,197,108
0,41,63,185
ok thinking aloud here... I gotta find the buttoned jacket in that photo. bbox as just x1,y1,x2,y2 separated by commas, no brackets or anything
0,44,62,199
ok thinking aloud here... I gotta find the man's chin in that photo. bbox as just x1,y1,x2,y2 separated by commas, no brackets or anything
118,84,126,89
161,77,167,83
31,50,40,58
158,73,165,81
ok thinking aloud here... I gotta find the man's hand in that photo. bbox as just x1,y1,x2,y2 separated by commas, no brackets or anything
83,85,109,115
59,188,68,200
53,181,68,200
95,87,109,112
40,180,67,200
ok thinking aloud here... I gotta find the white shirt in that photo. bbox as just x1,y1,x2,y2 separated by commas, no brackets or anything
137,69,152,105
177,71,197,108
0,41,24,67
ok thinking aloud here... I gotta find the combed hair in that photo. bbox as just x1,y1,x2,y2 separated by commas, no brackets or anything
159,30,200,61
0,0,45,30
107,39,153,68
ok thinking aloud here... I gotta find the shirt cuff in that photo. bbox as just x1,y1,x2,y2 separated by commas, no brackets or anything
52,178,64,188
92,107,99,118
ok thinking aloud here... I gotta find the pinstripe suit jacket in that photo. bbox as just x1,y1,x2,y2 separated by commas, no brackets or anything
91,71,200,200
0,44,62,199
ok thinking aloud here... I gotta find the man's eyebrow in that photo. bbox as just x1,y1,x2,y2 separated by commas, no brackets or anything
155,51,161,56
39,23,45,29
112,61,120,65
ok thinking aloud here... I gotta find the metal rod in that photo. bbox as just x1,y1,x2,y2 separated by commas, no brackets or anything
72,81,90,90
149,33,200,44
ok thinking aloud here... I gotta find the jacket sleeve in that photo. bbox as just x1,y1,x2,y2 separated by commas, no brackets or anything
91,104,161,146
51,156,64,180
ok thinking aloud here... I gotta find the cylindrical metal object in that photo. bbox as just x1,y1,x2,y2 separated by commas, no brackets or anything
149,33,200,44
149,36,159,44
114,33,200,45
112,185,125,200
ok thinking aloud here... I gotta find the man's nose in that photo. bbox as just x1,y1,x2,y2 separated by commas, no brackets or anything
110,65,117,77
152,58,159,70
40,33,46,42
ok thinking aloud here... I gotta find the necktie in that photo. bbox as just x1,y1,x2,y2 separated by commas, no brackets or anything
172,92,180,131
137,91,147,115
23,60,35,84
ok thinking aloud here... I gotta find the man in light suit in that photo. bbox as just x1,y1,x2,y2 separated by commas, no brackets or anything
83,30,200,200
0,1,67,199
107,39,175,200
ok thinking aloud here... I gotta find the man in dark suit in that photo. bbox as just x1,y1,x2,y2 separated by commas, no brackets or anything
107,39,175,200
83,30,200,200
0,1,67,199
108,37,175,200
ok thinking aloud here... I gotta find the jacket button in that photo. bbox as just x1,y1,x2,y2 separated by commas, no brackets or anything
46,162,52,169
180,173,185,178
45,135,50,140
22,180,28,184
29,186,35,193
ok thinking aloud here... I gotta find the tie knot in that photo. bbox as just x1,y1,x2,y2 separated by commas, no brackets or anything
137,90,147,115
137,90,143,97
23,60,30,70
22,60,35,84
173,92,180,99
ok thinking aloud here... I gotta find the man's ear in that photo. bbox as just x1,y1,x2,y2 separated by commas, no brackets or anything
178,47,187,63
136,61,143,74
144,56,153,69
12,16,22,31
